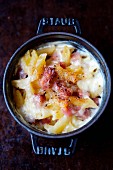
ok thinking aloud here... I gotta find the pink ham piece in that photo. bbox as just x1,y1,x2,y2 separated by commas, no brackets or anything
15,66,28,79
52,81,73,100
51,50,61,62
71,51,81,62
32,117,51,125
77,89,90,98
60,62,66,69
39,67,57,90
33,94,46,107
62,103,91,120
39,117,51,124
92,97,100,106
62,104,81,116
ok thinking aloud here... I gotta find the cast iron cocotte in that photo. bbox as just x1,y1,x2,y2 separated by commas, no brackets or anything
3,18,111,156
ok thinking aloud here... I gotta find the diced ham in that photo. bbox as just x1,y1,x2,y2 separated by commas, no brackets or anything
62,104,81,116
62,103,90,120
81,109,91,120
39,67,57,90
51,51,61,62
60,62,66,69
52,81,73,100
71,52,81,62
62,106,72,116
19,69,28,79
73,108,90,120
33,94,46,107
15,66,28,79
73,88,90,98
92,97,100,106
39,117,51,124
32,117,51,125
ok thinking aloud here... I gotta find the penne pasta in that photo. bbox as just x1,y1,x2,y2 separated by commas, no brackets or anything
44,115,70,134
13,88,24,108
69,96,98,109
11,43,103,134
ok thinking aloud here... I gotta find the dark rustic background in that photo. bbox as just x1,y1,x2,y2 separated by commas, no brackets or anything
0,0,113,170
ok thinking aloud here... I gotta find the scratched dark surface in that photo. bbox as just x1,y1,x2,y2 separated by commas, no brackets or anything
0,0,113,170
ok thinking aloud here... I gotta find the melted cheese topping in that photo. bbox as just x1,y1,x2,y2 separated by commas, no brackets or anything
12,42,104,134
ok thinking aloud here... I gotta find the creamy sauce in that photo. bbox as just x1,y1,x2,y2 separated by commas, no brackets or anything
12,41,104,134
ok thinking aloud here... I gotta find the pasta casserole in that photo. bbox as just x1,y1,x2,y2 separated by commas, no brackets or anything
12,42,104,134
